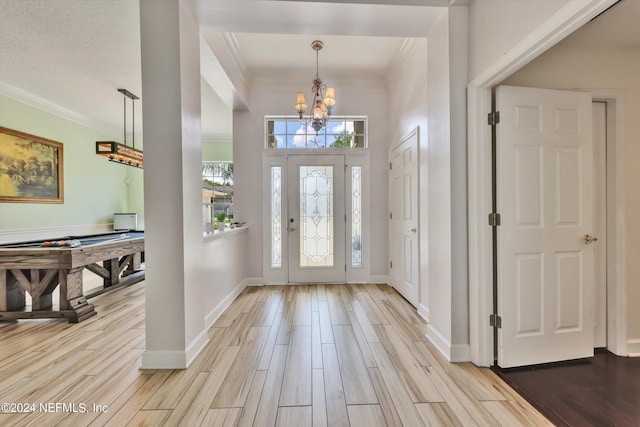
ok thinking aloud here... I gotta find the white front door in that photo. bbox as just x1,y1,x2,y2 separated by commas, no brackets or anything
496,85,594,368
389,128,419,307
287,155,346,283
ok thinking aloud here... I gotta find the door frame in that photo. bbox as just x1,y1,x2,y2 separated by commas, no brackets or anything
467,0,626,366
262,149,371,285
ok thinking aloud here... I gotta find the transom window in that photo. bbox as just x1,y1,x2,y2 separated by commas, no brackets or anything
266,117,367,149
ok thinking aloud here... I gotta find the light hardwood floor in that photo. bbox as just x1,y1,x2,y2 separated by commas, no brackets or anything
0,281,552,426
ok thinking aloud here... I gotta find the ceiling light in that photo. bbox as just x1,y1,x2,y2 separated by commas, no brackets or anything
295,40,336,135
96,89,143,168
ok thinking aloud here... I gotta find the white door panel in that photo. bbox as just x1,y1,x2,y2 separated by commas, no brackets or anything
497,86,594,368
389,128,419,306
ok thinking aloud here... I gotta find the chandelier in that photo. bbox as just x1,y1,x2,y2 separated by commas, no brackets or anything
295,40,336,135
96,88,144,168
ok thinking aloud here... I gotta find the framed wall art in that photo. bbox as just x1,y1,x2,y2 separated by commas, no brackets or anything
0,127,64,203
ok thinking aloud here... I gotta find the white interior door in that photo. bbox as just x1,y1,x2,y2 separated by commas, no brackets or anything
389,128,419,306
496,85,594,368
287,155,346,283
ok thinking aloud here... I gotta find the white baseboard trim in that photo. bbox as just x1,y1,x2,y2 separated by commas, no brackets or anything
0,224,115,244
142,280,247,369
205,281,247,329
450,344,471,362
418,304,429,323
627,339,640,357
185,330,210,367
426,324,452,362
141,350,189,369
241,277,264,286
141,331,210,369
370,275,390,284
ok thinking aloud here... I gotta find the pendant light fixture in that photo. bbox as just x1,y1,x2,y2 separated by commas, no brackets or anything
96,88,143,168
295,40,336,135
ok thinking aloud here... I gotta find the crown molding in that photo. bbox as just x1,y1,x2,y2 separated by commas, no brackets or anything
386,38,423,84
200,31,250,110
222,32,248,77
0,82,119,138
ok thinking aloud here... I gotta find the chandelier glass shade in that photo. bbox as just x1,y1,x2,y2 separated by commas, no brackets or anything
295,40,336,135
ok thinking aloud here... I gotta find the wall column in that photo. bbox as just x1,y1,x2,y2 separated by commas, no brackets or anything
139,0,206,369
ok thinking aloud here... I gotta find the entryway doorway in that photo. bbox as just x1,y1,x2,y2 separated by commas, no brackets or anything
262,151,370,285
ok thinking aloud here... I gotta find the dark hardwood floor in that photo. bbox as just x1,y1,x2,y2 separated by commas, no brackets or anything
493,349,640,427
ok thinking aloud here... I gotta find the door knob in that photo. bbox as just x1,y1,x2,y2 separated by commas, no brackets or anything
408,227,417,233
584,234,598,244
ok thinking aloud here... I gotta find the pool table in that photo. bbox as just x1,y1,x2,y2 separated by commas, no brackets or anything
0,231,144,322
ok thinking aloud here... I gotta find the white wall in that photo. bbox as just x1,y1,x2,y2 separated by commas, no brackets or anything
425,10,453,358
387,38,430,313
385,7,469,362
502,44,640,352
233,79,389,280
202,229,249,327
139,0,206,369
468,0,617,83
430,7,469,361
448,6,469,356
468,0,571,81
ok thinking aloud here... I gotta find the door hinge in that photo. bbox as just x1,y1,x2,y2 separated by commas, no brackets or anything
488,213,501,227
489,313,502,328
488,111,500,126
390,212,393,220
389,162,392,170
390,261,393,269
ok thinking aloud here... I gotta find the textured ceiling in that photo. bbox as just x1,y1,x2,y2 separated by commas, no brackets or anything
0,0,637,143
0,0,141,138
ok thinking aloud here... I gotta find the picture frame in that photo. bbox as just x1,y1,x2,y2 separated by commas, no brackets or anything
0,127,64,203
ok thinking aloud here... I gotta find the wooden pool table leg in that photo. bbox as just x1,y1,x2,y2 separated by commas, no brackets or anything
123,252,142,276
59,268,96,323
102,258,120,287
0,269,26,311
